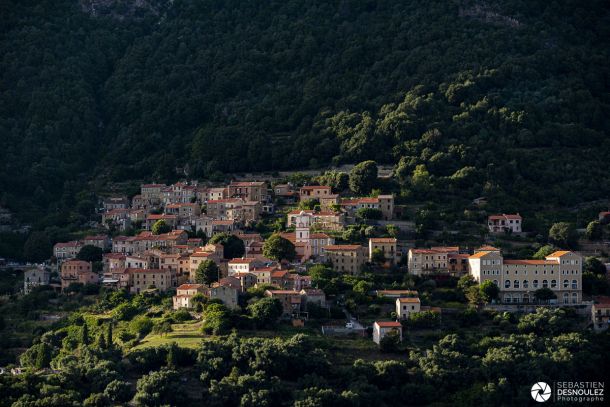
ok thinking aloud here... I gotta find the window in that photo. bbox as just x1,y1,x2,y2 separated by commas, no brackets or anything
563,293,569,304
551,280,557,288
542,280,548,288
563,280,569,289
505,280,511,289
533,280,539,288
493,280,498,286
523,280,529,288
514,280,520,289
572,280,577,289
504,294,512,303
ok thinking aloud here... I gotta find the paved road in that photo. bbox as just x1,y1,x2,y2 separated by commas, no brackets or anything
343,309,365,330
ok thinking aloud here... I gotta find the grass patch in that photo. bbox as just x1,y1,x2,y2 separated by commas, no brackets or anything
133,320,205,350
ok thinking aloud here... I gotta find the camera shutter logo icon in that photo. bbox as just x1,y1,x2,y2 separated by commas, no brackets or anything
531,382,552,402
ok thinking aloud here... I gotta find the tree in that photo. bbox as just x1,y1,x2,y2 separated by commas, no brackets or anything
34,342,52,369
379,329,401,353
153,321,173,337
133,369,184,406
81,323,90,345
532,245,556,260
263,234,296,262
195,259,220,285
457,274,476,292
370,248,385,264
549,222,578,249
584,257,606,275
411,164,432,195
202,303,233,334
353,280,373,295
349,160,378,195
103,380,133,404
356,207,383,220
23,231,52,263
96,332,107,350
298,198,319,210
585,221,603,240
130,316,153,338
77,245,103,262
152,219,171,235
106,322,113,348
385,224,399,237
209,233,245,259
534,288,557,302
465,285,484,306
247,297,283,327
317,170,349,191
479,280,499,303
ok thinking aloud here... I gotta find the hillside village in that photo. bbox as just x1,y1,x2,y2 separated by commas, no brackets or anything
12,168,609,353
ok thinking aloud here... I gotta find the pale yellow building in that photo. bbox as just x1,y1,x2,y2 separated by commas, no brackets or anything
323,245,367,275
173,283,206,309
468,250,582,304
407,247,460,275
126,268,174,294
368,238,398,263
396,297,421,319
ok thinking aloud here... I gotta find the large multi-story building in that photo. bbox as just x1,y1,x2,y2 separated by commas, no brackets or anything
487,214,522,234
407,247,460,275
299,185,333,201
340,195,394,221
280,211,334,261
53,241,83,260
228,181,269,203
468,249,582,304
368,238,398,264
125,268,174,294
323,245,367,274
60,260,97,290
24,267,50,294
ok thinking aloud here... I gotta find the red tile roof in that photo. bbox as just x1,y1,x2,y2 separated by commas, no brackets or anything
469,251,495,259
375,321,402,328
397,297,421,303
504,260,558,265
323,245,362,251
230,181,266,187
229,257,257,264
370,238,397,243
177,284,204,290
300,185,331,191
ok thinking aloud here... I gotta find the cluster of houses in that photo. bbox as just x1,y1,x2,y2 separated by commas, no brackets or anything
45,181,402,311
407,244,583,304
40,180,604,345
99,182,395,235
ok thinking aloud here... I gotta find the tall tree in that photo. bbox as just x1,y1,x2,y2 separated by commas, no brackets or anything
349,161,378,195
81,323,90,345
209,233,245,259
549,222,578,249
262,234,296,262
77,245,103,262
195,259,220,285
152,220,171,235
23,232,52,263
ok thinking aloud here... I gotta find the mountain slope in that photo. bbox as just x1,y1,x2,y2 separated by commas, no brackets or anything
0,0,609,224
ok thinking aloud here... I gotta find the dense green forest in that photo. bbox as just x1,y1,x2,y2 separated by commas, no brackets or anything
1,0,609,225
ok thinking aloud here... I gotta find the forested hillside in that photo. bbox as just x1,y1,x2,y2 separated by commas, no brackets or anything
1,0,609,224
